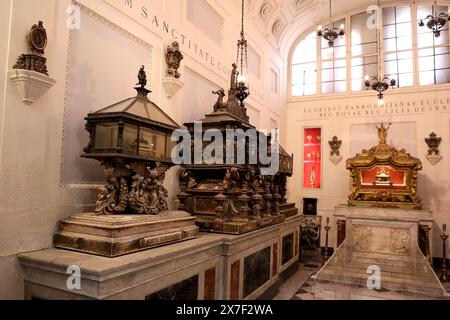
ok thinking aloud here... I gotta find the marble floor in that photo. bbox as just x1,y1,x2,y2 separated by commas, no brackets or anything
273,250,450,301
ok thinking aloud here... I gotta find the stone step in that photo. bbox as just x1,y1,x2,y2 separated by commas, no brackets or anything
327,262,435,278
329,252,430,269
315,278,445,297
315,272,444,295
310,280,447,300
351,251,425,261
319,266,437,283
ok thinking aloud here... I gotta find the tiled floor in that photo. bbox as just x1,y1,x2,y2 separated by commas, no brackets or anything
273,250,322,300
273,250,450,300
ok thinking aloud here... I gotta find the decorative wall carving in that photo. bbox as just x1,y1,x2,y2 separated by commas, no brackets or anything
425,132,442,165
166,41,184,79
328,136,342,165
14,21,49,75
9,20,55,105
352,225,412,256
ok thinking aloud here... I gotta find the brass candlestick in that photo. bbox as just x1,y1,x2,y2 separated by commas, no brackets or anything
441,224,449,282
322,217,331,266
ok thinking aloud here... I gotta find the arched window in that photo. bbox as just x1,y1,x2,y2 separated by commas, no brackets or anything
292,32,317,96
321,18,347,94
291,2,450,97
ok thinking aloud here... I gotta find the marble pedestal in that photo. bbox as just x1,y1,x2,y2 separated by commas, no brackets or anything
19,215,301,300
312,205,446,299
334,205,434,259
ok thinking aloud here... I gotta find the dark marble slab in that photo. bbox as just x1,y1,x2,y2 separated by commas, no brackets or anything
243,247,271,298
145,275,199,300
230,260,240,300
272,243,278,278
282,233,294,265
204,267,216,300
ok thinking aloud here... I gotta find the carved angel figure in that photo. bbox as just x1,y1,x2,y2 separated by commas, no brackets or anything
223,168,240,191
180,168,197,189
95,165,128,215
212,88,226,111
137,65,147,87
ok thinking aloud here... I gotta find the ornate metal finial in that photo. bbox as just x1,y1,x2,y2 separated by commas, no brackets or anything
425,132,442,156
135,65,151,97
166,41,184,79
13,21,49,75
376,123,391,144
329,136,342,157
137,65,147,87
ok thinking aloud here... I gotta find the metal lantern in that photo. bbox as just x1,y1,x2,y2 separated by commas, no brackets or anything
82,65,179,165
82,66,180,216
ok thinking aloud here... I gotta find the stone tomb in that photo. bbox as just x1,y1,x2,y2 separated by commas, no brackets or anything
312,205,447,299
19,215,301,300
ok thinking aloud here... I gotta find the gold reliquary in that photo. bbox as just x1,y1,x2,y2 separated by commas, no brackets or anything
346,124,423,210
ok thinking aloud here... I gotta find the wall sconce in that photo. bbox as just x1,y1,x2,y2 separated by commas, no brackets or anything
8,21,56,105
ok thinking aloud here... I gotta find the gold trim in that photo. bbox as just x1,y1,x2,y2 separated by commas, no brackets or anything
347,124,422,209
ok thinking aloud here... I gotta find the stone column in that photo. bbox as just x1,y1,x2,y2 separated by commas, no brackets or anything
420,224,432,265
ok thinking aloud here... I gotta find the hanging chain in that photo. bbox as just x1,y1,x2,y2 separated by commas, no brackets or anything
241,0,245,39
329,0,332,23
377,0,382,79
235,0,248,83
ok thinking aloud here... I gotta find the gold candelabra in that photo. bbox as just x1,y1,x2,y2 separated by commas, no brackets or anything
441,224,449,282
322,217,331,266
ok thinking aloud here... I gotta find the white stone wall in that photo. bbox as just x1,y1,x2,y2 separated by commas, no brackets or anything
0,0,286,299
286,87,450,258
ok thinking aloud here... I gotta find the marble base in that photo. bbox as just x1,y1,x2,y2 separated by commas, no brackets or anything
8,69,56,105
20,215,301,300
329,155,343,165
426,154,443,165
54,211,199,257
315,205,447,298
196,213,286,235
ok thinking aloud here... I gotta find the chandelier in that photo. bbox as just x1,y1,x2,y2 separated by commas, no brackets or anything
235,0,250,105
365,76,396,106
365,0,396,106
317,0,345,47
418,0,450,38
